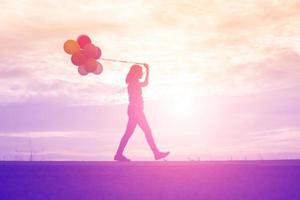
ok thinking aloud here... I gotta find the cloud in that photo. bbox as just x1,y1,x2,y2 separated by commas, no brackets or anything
226,48,300,92
0,67,31,79
0,0,300,105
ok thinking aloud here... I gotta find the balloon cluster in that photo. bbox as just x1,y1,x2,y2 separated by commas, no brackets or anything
63,35,103,76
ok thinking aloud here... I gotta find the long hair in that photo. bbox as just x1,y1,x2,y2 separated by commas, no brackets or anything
126,64,142,84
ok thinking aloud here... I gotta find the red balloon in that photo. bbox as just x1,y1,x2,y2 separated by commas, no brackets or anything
77,34,91,49
71,50,87,66
93,62,103,75
83,59,98,73
84,43,101,59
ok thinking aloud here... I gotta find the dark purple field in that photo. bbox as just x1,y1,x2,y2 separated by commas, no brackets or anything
0,160,300,200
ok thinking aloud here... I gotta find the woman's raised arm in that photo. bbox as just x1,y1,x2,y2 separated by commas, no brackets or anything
140,63,149,87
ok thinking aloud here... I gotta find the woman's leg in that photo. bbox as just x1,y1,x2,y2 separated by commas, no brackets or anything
137,112,160,155
115,116,138,156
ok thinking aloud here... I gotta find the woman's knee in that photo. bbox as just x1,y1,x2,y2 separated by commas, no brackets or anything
122,130,133,139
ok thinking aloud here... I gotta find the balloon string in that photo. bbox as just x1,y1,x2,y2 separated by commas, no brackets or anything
101,58,145,65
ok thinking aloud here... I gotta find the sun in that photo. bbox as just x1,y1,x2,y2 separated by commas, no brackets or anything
169,96,195,117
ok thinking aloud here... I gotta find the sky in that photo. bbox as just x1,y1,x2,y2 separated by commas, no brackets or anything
0,0,300,161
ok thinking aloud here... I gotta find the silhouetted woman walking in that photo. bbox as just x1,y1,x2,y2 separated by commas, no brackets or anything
114,64,169,161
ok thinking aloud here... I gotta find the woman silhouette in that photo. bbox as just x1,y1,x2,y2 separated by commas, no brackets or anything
114,64,169,161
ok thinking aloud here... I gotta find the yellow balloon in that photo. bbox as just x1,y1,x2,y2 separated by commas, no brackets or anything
63,40,80,55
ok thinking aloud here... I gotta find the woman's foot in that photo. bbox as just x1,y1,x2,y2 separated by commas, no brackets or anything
154,151,170,160
114,154,131,162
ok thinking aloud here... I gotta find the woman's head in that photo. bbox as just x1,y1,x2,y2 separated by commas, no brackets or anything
126,64,143,84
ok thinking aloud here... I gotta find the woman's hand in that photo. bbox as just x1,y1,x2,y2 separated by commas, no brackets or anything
144,63,149,70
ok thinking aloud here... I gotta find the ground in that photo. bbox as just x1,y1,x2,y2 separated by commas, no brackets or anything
0,160,300,200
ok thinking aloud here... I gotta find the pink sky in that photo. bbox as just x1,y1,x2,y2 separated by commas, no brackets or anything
0,0,300,160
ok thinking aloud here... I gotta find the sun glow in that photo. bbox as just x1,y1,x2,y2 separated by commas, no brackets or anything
169,96,195,117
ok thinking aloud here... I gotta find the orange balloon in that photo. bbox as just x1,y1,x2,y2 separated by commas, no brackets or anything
63,40,80,55
84,59,98,73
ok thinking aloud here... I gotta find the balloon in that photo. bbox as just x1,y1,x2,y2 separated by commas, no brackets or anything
84,43,101,59
71,50,87,66
78,66,88,76
83,59,98,73
63,40,80,55
95,47,102,59
93,62,103,75
64,35,104,76
77,34,91,49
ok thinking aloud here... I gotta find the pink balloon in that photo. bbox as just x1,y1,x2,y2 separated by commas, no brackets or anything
93,62,103,75
71,50,87,66
84,44,101,59
95,47,102,59
78,66,88,76
77,34,91,49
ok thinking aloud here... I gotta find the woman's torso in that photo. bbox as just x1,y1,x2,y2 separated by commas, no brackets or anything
127,82,143,110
